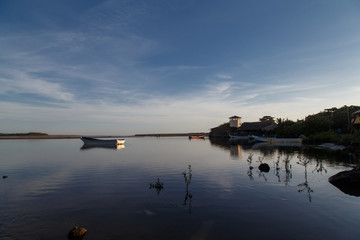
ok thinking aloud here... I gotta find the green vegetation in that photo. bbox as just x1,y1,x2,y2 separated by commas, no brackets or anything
217,122,230,128
275,105,360,144
0,132,48,136
259,116,275,123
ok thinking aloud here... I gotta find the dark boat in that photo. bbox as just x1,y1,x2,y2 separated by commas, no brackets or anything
80,137,125,146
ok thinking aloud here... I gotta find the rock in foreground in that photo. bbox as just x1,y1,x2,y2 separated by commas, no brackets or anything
68,226,87,240
258,163,270,172
329,167,360,197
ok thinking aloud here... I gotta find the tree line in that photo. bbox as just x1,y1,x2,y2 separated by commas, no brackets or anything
0,132,48,136
264,105,360,144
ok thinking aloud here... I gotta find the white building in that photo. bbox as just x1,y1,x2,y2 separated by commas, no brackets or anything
229,115,242,128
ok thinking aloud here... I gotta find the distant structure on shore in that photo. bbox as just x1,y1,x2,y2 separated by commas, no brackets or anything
229,115,242,128
352,110,360,132
209,115,277,138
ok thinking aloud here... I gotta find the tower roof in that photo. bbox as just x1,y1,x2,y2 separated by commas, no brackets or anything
229,115,241,119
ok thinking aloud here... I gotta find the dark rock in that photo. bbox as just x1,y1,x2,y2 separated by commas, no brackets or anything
3,176,8,179
68,226,87,240
329,167,360,196
258,163,270,172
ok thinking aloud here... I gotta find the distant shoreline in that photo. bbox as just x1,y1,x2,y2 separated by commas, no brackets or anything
0,135,82,139
0,132,209,139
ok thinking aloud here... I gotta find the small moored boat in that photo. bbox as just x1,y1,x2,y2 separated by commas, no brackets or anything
252,135,302,144
80,137,125,146
189,136,205,139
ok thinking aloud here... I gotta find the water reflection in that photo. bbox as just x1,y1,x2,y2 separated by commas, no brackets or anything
209,138,252,158
312,158,327,174
182,165,193,213
230,144,242,157
210,138,360,200
247,153,254,181
274,156,281,182
283,155,293,185
2,138,360,239
149,178,164,196
80,144,125,151
296,156,314,202
257,156,269,181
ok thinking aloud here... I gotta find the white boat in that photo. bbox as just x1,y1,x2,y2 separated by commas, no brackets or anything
252,135,302,144
317,143,347,151
80,137,125,146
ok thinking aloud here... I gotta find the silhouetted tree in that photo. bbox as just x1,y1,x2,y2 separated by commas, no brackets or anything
259,116,275,123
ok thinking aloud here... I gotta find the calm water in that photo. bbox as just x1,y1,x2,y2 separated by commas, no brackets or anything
1,137,360,240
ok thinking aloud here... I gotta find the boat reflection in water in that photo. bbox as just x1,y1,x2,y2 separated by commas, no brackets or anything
80,144,125,151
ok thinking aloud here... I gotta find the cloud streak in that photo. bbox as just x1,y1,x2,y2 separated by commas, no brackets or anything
0,71,74,102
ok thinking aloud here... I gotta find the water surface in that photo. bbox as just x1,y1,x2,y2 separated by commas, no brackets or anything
1,137,359,239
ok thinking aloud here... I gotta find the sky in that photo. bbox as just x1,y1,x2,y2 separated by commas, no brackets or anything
1,0,360,135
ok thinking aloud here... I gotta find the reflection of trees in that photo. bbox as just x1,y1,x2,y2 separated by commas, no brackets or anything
256,146,277,158
247,153,254,181
296,156,313,202
182,165,193,213
300,147,354,166
272,154,292,185
312,158,327,174
258,170,267,181
274,156,281,182
283,155,292,186
149,178,164,196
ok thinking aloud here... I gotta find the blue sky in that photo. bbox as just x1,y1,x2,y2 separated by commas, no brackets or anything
1,0,360,135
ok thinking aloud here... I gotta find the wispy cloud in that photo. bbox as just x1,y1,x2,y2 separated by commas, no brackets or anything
216,74,233,79
0,71,74,102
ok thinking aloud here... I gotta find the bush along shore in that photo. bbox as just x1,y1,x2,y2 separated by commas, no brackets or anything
275,105,360,146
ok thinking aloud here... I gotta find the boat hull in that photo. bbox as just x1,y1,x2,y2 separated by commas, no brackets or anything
189,136,205,139
80,137,125,146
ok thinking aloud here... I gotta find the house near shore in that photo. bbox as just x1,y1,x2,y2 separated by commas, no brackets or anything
229,115,242,128
351,110,360,132
209,115,277,138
